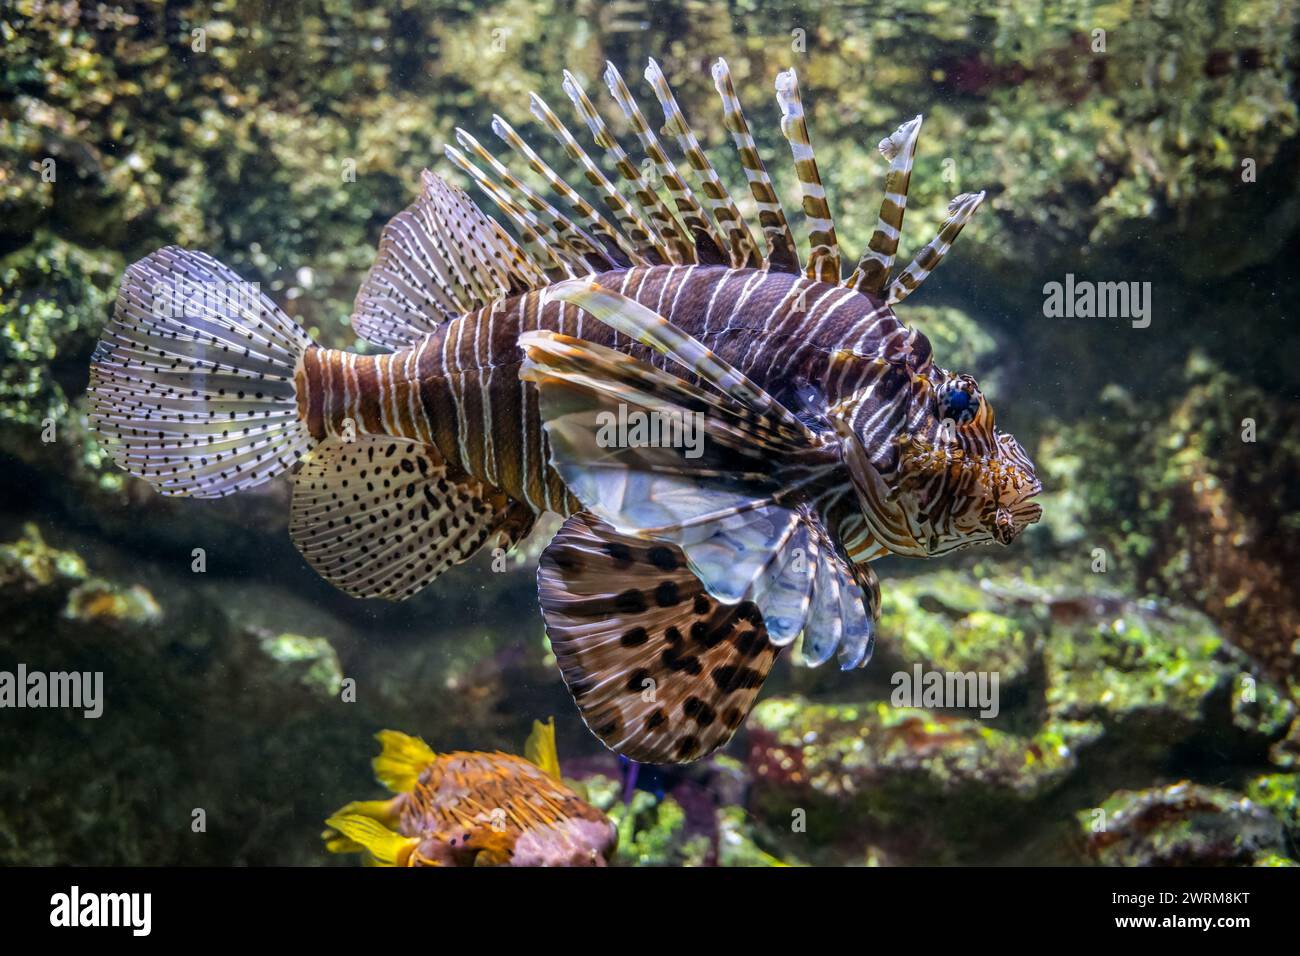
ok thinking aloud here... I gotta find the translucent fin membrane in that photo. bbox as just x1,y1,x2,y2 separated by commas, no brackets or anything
88,247,314,498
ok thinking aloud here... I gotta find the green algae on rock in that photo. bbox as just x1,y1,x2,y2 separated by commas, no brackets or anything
1079,781,1293,867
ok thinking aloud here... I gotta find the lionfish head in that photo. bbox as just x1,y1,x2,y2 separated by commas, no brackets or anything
836,365,1042,558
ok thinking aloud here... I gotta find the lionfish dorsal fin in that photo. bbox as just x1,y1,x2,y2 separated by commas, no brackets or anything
351,170,545,350
490,113,639,269
555,71,695,265
443,141,576,282
774,68,841,285
603,60,731,265
526,90,668,266
846,115,923,296
644,58,761,270
711,57,801,275
452,127,617,273
887,190,986,305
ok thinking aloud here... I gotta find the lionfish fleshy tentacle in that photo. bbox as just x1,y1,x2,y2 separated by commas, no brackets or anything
557,71,695,264
887,191,986,305
453,128,614,272
845,116,923,296
490,113,643,269
711,58,800,275
774,68,841,285
527,91,668,265
644,58,760,269
603,61,730,263
443,143,577,281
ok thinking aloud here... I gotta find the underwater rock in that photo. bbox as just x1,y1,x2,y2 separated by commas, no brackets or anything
249,630,344,699
1079,781,1291,867
0,523,87,596
878,570,1040,691
1041,354,1300,699
63,579,162,630
746,697,1077,863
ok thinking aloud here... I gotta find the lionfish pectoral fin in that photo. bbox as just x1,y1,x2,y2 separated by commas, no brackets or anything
351,170,547,351
289,434,536,601
524,717,563,781
538,512,780,764
519,310,875,762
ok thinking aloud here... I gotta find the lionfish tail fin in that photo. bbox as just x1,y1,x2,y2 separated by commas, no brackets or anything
88,247,316,499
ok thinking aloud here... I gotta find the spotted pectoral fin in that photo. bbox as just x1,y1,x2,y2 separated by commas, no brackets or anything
539,512,780,764
289,434,536,601
520,329,871,674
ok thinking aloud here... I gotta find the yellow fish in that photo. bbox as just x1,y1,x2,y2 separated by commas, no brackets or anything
324,720,616,867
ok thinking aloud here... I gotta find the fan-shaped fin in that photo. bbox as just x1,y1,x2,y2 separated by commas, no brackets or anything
351,171,545,350
289,434,536,601
538,512,781,763
87,248,314,498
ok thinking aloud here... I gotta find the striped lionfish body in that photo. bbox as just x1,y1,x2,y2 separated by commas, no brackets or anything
89,58,1041,765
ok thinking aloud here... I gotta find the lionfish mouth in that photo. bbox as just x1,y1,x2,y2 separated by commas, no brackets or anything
894,432,1043,550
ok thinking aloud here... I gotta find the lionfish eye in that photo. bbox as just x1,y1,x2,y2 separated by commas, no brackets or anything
937,381,981,425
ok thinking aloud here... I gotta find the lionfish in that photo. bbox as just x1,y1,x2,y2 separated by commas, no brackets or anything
324,720,617,866
88,58,1042,765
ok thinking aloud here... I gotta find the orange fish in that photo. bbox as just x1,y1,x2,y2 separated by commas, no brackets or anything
324,720,617,867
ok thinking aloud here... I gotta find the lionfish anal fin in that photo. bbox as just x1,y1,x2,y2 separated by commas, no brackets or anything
289,434,536,601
